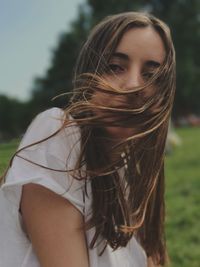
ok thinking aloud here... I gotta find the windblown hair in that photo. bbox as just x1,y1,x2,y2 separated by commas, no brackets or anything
2,12,176,266
66,12,176,266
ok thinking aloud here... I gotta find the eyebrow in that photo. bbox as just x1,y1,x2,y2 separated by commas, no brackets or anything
111,52,162,66
111,52,129,61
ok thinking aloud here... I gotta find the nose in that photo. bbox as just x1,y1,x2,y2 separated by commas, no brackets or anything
124,67,143,90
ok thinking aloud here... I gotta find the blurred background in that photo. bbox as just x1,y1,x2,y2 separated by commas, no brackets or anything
0,0,199,266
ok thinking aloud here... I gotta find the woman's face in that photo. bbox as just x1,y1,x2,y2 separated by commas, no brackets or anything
92,26,166,140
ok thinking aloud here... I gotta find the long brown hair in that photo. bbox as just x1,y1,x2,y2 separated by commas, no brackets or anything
67,12,176,265
2,12,176,266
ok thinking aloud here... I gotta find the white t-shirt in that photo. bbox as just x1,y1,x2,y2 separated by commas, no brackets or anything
0,107,147,267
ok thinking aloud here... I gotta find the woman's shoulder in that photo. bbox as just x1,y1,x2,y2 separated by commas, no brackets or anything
19,107,80,150
24,107,65,140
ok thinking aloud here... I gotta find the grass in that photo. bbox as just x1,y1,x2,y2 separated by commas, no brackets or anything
0,128,200,266
165,127,200,267
0,139,19,174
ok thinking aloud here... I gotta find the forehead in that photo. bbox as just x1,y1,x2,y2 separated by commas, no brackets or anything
114,26,166,63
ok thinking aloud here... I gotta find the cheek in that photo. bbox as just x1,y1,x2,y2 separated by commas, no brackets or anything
91,91,111,106
103,75,124,90
133,86,157,107
144,85,156,98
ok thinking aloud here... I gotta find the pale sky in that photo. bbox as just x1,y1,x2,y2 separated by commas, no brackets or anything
0,0,84,101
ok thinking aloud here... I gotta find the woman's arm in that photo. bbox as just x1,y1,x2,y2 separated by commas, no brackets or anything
20,183,89,267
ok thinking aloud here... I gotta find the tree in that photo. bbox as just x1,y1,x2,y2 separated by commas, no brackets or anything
30,5,91,113
0,95,29,140
150,0,200,114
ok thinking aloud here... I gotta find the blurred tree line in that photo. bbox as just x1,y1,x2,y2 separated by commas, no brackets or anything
1,0,200,140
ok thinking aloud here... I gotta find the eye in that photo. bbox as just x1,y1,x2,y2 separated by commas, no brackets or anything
142,70,156,81
108,64,125,74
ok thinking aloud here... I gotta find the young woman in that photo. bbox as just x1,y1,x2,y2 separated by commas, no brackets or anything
0,12,175,267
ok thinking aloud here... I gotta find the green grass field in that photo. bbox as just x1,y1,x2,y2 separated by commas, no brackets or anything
165,127,200,267
0,139,19,175
0,128,199,266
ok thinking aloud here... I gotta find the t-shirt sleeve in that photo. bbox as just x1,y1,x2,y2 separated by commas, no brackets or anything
1,107,85,215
